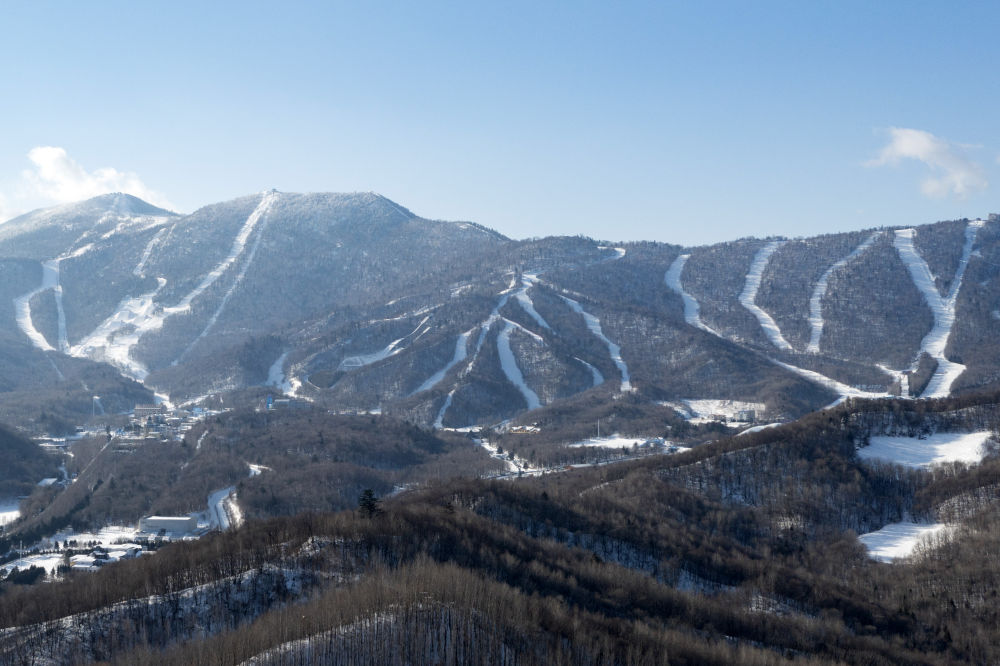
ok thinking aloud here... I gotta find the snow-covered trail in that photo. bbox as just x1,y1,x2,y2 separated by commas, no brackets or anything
598,245,626,261
174,193,278,364
412,330,471,395
807,232,879,353
497,321,542,410
69,191,278,381
14,261,61,352
133,227,168,277
13,242,95,353
207,486,241,530
339,315,430,370
893,220,984,398
575,357,604,387
433,390,455,429
513,273,551,330
740,241,793,351
558,294,632,392
664,254,717,334
773,360,890,406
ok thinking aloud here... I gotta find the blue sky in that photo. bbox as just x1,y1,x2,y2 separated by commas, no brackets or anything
1,1,998,245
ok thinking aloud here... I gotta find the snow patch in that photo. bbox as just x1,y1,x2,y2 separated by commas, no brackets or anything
0,500,20,527
858,521,950,562
858,431,993,468
574,357,604,387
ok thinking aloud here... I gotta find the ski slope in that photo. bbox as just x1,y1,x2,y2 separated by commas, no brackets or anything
339,316,430,370
497,320,542,410
893,220,984,398
739,241,793,351
575,357,604,387
807,232,879,353
412,330,471,395
68,191,280,380
664,254,716,334
513,273,551,330
175,193,279,363
558,294,632,392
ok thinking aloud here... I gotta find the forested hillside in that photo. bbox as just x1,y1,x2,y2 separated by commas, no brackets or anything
2,393,1000,664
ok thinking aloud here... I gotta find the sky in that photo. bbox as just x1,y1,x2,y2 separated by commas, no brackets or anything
1,1,999,246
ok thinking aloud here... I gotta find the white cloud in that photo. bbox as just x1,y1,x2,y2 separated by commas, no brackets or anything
20,146,173,210
867,128,987,199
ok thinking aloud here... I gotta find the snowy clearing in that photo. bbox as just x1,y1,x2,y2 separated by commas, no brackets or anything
858,521,950,562
433,390,456,429
807,232,879,353
569,434,646,449
664,399,766,424
893,220,984,398
664,254,716,334
598,245,626,261
740,241,793,351
0,500,20,527
858,431,993,468
558,294,631,392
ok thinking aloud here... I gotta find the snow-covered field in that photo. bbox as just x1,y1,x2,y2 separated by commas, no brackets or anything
663,399,765,424
739,241,793,351
569,434,647,449
858,431,993,468
858,521,950,562
0,500,20,527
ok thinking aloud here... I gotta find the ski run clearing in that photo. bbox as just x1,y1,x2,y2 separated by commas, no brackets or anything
740,241,794,352
857,431,993,468
558,294,632,392
858,521,951,563
664,254,716,334
893,220,984,398
807,232,879,353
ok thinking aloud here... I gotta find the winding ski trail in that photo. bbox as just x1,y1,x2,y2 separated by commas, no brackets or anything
513,273,551,330
412,330,471,395
893,220,984,397
807,233,880,353
664,254,716,334
558,294,631,392
740,241,793,351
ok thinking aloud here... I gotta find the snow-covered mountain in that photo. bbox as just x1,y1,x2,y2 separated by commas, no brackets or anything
1,191,998,431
